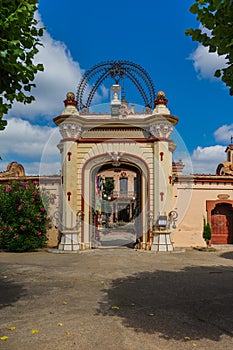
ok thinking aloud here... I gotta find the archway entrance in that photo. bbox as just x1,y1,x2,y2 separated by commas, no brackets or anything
93,162,142,247
211,203,233,244
82,152,150,249
54,61,178,251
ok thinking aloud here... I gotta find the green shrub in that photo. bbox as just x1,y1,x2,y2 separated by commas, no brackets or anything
0,179,51,252
202,218,212,248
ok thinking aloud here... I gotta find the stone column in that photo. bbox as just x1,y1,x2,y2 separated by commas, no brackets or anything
151,121,174,220
55,92,83,252
58,141,76,251
150,91,177,251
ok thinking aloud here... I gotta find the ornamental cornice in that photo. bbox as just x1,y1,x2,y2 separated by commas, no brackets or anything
54,113,178,130
149,122,173,139
82,127,149,139
59,123,83,139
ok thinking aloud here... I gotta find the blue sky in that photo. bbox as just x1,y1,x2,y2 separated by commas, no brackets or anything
1,0,232,175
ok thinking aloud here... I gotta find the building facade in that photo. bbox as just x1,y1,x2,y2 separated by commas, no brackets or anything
1,61,232,251
53,89,178,250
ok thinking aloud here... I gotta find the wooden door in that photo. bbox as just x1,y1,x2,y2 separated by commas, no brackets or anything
211,204,233,244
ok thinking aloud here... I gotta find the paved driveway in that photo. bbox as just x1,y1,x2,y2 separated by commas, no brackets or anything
0,248,233,349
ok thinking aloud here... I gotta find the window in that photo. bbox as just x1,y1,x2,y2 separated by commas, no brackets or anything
134,177,137,193
120,177,128,194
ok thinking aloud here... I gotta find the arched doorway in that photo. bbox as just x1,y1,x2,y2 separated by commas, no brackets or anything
211,203,233,244
93,162,142,247
81,152,150,248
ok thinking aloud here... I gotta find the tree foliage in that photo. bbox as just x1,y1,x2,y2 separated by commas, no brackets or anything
202,218,212,247
0,0,44,129
103,178,115,196
186,0,233,95
0,180,50,252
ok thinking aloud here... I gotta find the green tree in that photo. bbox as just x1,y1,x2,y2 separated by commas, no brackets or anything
186,0,233,95
202,218,212,248
0,0,44,129
103,178,115,197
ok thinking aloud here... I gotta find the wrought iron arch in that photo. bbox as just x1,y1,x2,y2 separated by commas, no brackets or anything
76,60,156,111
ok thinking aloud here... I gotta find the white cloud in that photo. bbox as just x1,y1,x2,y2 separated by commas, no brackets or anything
32,161,61,176
214,124,233,143
191,145,225,174
8,12,83,120
189,45,227,80
0,10,110,176
1,118,59,157
0,118,61,175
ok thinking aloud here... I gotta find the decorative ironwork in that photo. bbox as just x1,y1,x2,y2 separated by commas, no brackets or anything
168,210,178,229
76,60,156,111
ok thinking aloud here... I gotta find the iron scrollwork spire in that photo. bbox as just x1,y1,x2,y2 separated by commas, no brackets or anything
76,60,156,112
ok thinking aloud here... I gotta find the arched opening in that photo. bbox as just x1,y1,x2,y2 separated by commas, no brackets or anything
211,203,233,244
81,153,150,248
92,162,142,247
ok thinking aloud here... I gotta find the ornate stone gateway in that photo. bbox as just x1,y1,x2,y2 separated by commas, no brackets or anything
53,61,178,251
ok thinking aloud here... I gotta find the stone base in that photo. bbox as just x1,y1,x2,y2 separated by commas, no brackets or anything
58,231,80,252
151,231,174,252
48,248,79,254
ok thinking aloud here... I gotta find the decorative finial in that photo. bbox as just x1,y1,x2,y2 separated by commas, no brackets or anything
154,91,168,107
67,92,75,100
64,92,78,107
231,135,233,144
158,91,165,97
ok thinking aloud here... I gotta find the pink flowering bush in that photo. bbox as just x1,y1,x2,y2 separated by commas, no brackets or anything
0,180,50,252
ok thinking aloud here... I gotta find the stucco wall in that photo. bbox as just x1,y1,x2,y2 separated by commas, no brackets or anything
40,177,61,247
172,180,233,247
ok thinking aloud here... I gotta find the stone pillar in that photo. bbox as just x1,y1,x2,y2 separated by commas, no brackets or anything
152,133,174,222
58,139,79,251
141,174,148,249
55,92,83,252
150,92,177,251
150,93,176,227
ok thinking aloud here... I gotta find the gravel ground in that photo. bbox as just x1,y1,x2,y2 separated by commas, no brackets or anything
0,247,233,350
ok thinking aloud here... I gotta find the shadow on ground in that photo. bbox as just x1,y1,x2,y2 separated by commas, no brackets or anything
97,265,233,341
99,239,134,247
0,278,25,309
220,251,233,260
